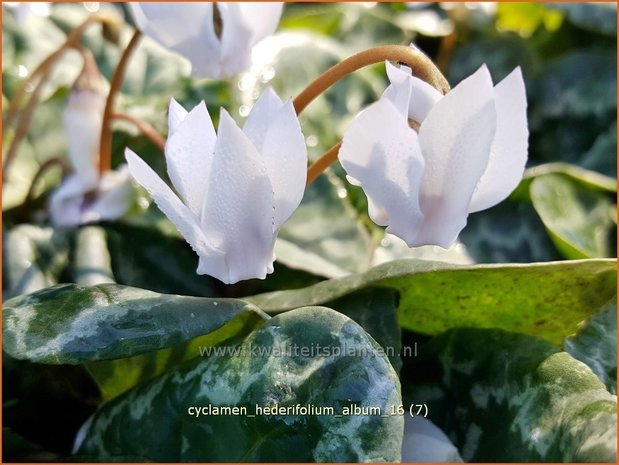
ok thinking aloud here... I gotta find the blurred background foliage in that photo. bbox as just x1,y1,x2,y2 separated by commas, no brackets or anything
2,2,617,462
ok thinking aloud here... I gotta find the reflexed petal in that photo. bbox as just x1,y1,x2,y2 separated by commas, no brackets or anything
385,61,442,123
168,98,188,136
165,101,216,217
242,86,284,152
259,98,307,229
185,5,222,79
125,148,225,273
383,63,413,118
385,60,411,85
415,64,496,248
236,2,283,44
49,175,89,227
469,67,529,213
217,3,255,77
129,3,222,78
81,166,133,224
201,110,275,284
367,197,389,227
407,75,443,123
340,98,425,245
128,3,209,46
347,173,390,224
346,175,362,187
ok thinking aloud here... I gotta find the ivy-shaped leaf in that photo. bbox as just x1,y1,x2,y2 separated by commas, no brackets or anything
248,259,617,344
3,283,267,364
403,328,617,462
75,307,403,462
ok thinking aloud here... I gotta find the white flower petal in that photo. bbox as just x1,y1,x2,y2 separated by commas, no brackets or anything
165,101,216,217
346,175,362,187
383,63,413,118
340,98,425,245
385,61,443,123
402,416,463,463
168,98,188,136
201,110,275,284
469,67,528,213
129,2,210,49
81,165,133,224
385,60,411,85
415,64,497,248
259,99,307,230
49,175,90,227
242,86,284,153
63,90,104,187
129,3,222,78
346,175,390,225
367,197,390,227
125,148,225,273
217,3,255,77
236,2,283,45
407,75,443,123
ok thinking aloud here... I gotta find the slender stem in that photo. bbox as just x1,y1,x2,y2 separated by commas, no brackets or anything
4,49,64,131
112,112,166,151
24,158,71,206
98,30,142,174
3,72,48,181
3,14,118,181
293,44,450,115
4,14,114,130
295,45,450,187
306,142,341,187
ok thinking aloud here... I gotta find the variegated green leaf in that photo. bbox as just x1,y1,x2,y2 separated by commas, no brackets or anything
75,307,403,462
530,174,616,259
86,312,263,401
2,283,268,364
404,328,617,462
247,259,616,344
565,300,617,394
87,288,402,402
324,288,402,373
521,162,617,196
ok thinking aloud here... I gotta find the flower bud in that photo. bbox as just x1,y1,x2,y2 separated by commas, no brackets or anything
63,51,108,188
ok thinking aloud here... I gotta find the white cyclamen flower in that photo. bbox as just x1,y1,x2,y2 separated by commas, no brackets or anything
125,88,307,284
129,2,283,79
5,2,51,24
50,62,132,227
339,61,528,248
50,167,133,227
